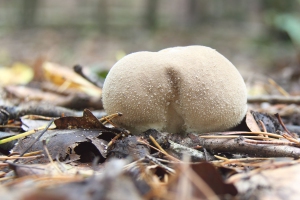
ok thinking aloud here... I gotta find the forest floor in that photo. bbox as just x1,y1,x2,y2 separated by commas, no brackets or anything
0,27,300,199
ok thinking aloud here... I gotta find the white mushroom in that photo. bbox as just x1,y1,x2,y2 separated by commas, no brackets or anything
102,46,247,134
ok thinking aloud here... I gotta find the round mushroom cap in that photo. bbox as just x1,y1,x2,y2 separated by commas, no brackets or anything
102,46,247,134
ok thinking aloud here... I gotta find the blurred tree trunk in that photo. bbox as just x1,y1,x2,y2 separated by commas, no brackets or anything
187,0,197,27
19,0,39,28
185,0,207,28
95,0,108,33
144,0,158,30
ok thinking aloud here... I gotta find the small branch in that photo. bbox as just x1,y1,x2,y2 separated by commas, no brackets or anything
258,120,267,133
145,155,176,174
210,131,283,139
138,139,180,162
200,135,275,140
247,95,300,104
168,140,215,161
199,137,300,158
99,112,122,125
149,135,168,154
244,139,299,147
73,64,103,88
282,133,300,144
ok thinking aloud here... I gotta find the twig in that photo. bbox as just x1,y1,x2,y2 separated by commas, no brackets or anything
149,135,168,154
22,115,54,120
99,112,122,125
282,133,300,144
168,140,214,161
42,140,62,174
274,113,295,138
200,135,275,140
244,138,299,147
217,157,271,164
268,78,290,97
13,119,54,164
216,131,283,139
0,155,43,160
107,129,130,147
0,125,22,128
0,119,55,145
145,155,176,174
247,95,300,104
138,140,180,162
199,137,300,158
23,150,43,156
73,64,103,88
214,155,229,161
258,120,267,133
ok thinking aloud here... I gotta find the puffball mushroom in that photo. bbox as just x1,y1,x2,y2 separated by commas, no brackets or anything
102,46,247,134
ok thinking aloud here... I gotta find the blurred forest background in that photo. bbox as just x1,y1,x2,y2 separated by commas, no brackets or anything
0,0,300,83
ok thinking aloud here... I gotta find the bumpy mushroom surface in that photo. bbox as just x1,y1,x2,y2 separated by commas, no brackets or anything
102,46,247,134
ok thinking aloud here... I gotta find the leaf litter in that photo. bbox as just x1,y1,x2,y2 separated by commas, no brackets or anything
1,61,300,199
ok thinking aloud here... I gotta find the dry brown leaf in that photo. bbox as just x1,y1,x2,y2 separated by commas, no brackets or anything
54,109,107,130
246,109,262,132
231,163,300,199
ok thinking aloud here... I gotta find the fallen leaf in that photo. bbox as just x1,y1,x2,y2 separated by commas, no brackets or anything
43,62,102,97
0,62,34,86
190,162,238,197
54,109,107,130
231,162,300,199
246,109,262,132
13,129,115,163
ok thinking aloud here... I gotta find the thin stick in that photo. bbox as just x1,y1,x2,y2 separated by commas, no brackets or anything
42,140,62,174
149,135,168,154
107,130,129,147
214,155,229,161
23,150,43,156
247,95,300,104
13,119,54,164
258,120,267,133
138,139,180,162
0,155,43,160
217,157,271,163
145,155,176,174
22,115,54,120
0,120,55,145
0,125,21,128
73,64,104,88
220,157,274,167
99,112,122,125
244,139,299,147
274,113,294,137
282,133,300,144
268,78,290,97
218,131,283,138
200,135,275,140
